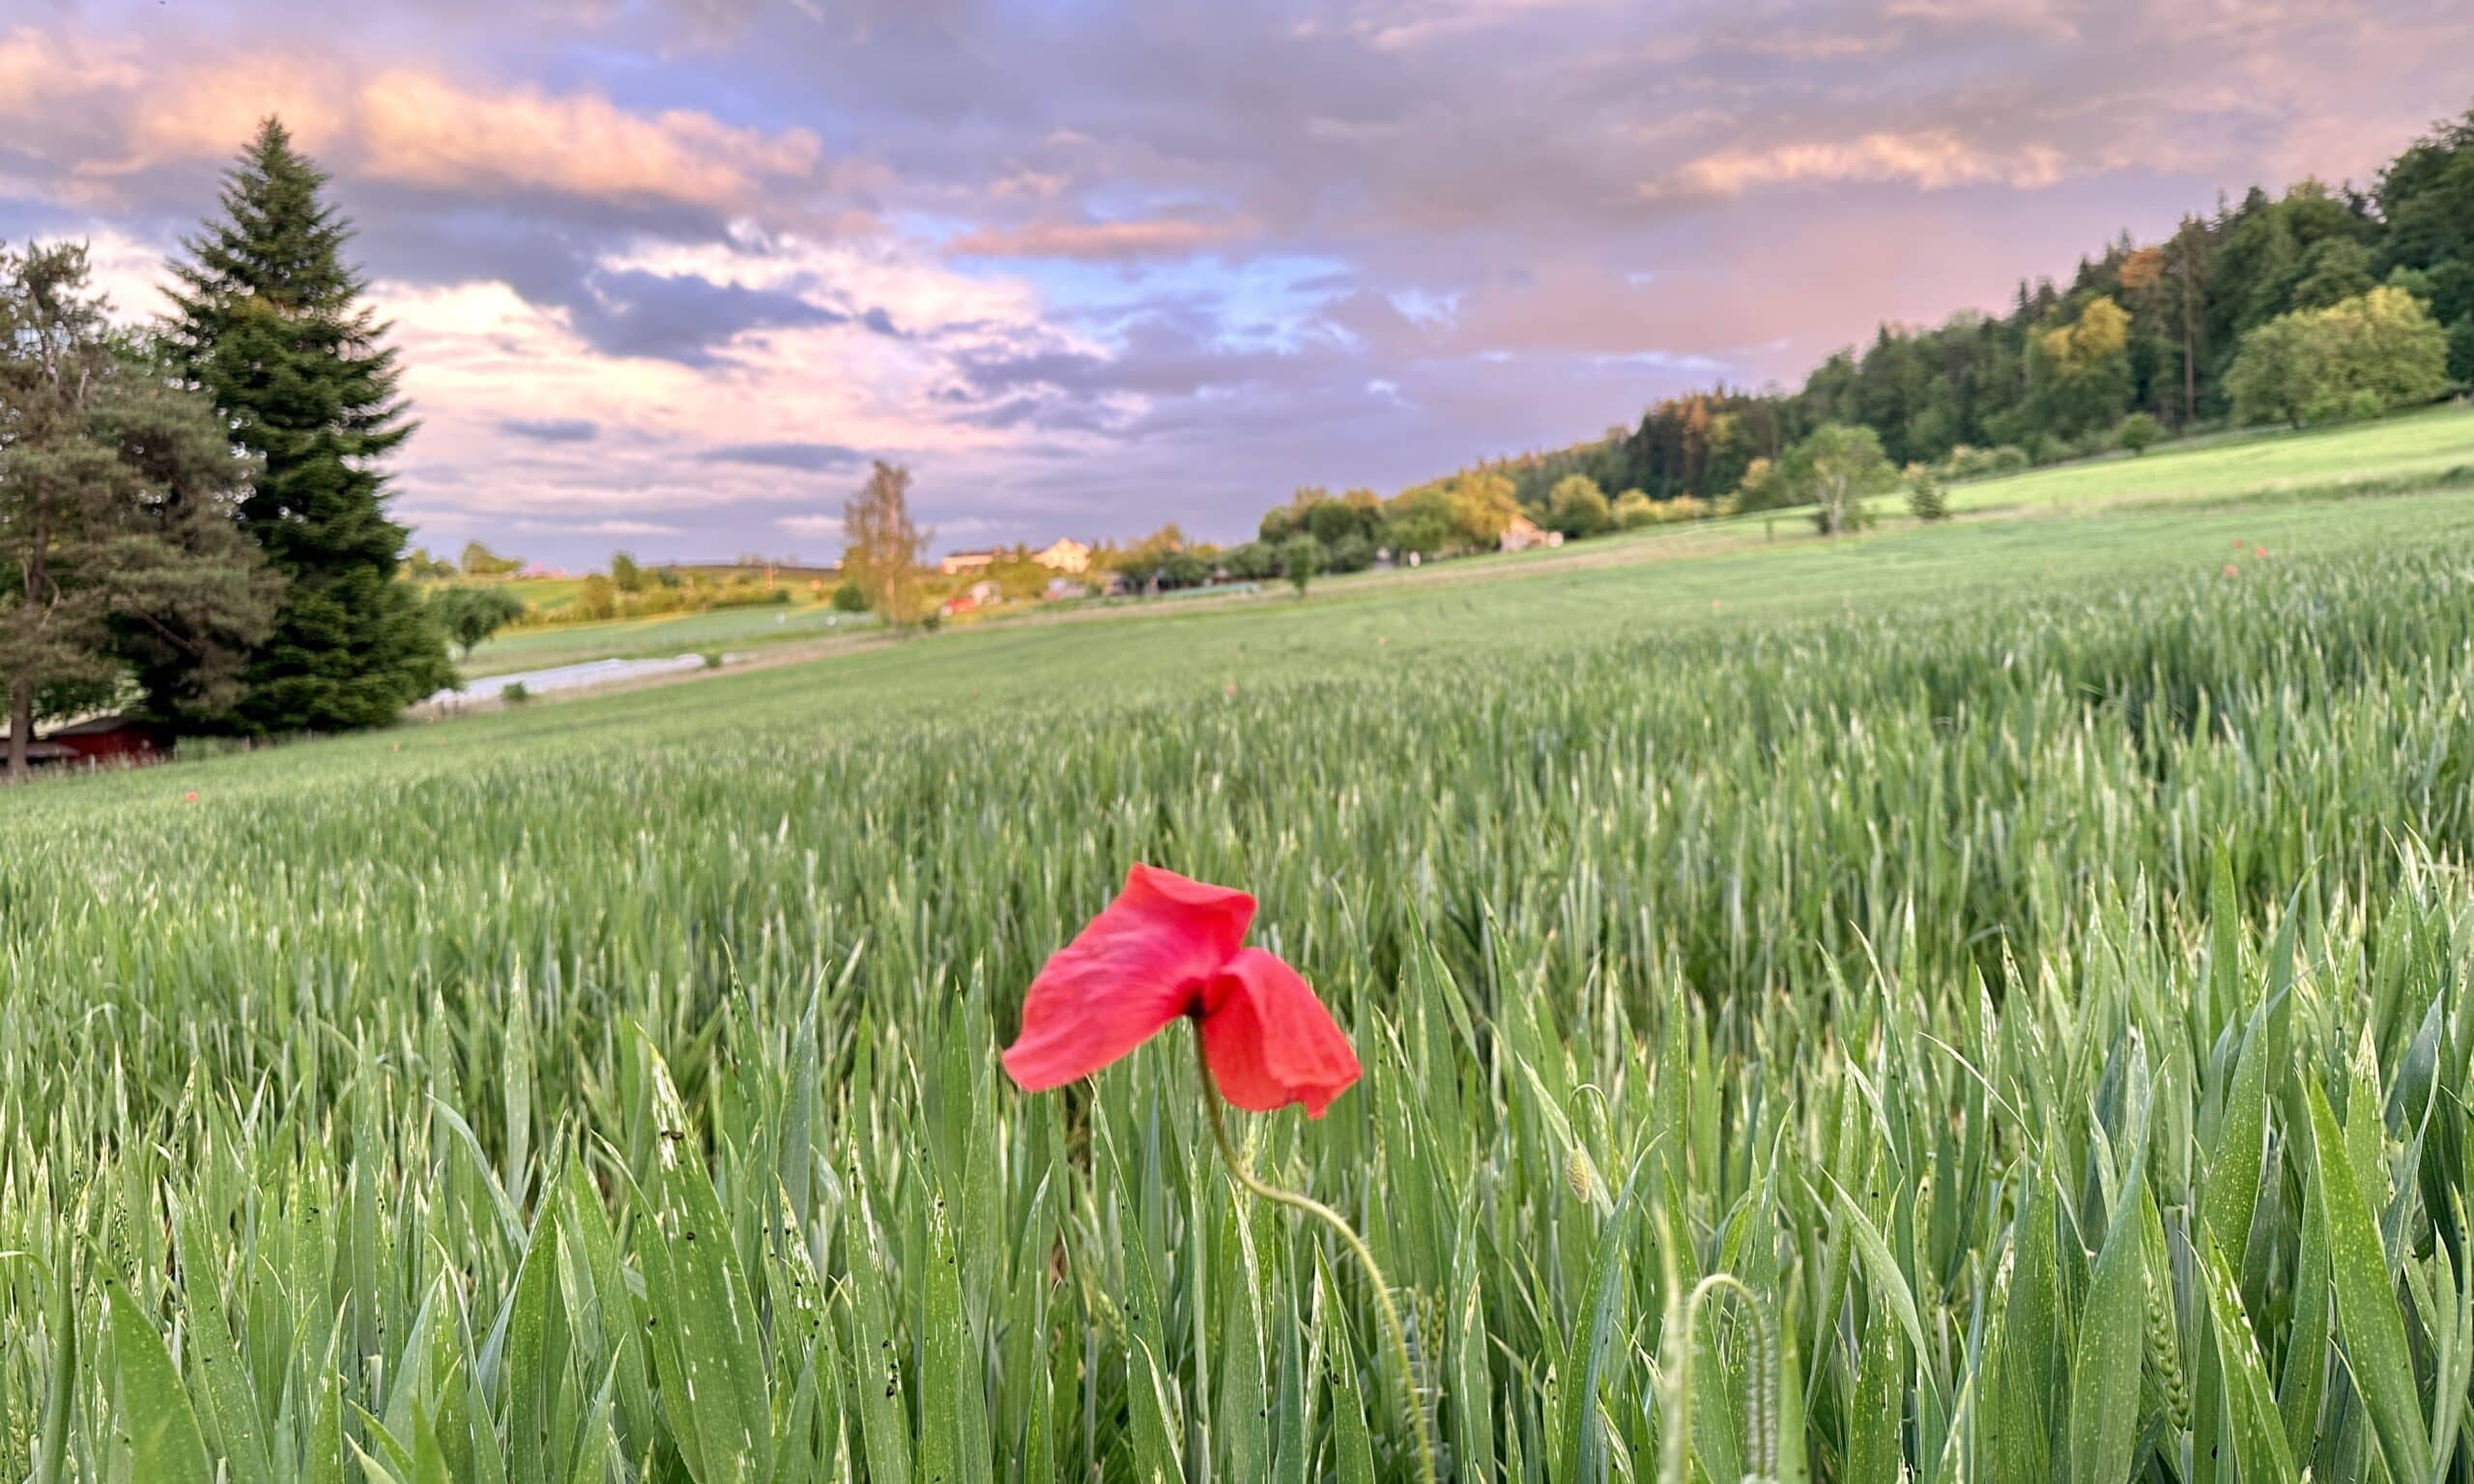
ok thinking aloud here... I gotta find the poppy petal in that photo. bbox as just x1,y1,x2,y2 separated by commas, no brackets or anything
1001,864,1255,1092
1199,948,1362,1118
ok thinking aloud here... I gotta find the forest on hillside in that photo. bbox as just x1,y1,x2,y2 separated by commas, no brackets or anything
1472,105,2474,512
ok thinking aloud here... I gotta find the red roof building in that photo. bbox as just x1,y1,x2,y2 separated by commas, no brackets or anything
1,714,171,769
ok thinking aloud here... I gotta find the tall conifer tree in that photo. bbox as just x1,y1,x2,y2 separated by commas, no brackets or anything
164,118,446,732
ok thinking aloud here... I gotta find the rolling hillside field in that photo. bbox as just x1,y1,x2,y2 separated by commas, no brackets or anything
1945,401,2474,512
9,435,2474,1481
457,601,880,678
449,405,2474,686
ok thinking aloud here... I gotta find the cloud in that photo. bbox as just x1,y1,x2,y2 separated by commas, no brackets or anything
777,513,846,537
513,517,685,536
0,34,826,216
990,165,1070,201
1315,0,1624,51
349,226,1087,564
0,28,139,109
114,52,348,180
499,416,601,442
354,71,822,210
562,268,849,364
1882,0,2081,42
946,216,1255,261
703,442,869,471
1652,131,2079,197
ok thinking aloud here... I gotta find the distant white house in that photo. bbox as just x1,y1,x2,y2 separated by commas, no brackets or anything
1499,514,1565,554
1032,537,1093,574
938,549,998,576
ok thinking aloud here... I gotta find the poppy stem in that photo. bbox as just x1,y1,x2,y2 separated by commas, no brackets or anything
1193,1026,1436,1484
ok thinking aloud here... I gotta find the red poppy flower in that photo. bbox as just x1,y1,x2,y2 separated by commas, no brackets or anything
1002,864,1361,1117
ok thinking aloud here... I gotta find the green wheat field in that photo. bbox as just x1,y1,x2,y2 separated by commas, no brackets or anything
9,431,2474,1482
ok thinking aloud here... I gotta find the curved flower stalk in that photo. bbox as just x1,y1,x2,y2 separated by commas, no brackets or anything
1658,1270,1781,1484
1002,863,1437,1484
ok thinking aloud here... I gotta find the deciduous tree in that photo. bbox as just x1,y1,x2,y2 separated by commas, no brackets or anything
1446,471,1520,548
1545,474,1613,538
1380,483,1457,556
427,585,526,659
841,461,931,626
2229,286,2449,427
2,243,278,779
460,541,522,577
1278,534,1322,595
2117,412,2165,456
1777,424,1896,536
2033,296,2134,435
574,573,617,621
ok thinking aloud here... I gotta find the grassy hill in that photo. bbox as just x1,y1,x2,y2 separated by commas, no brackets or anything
1945,399,2474,511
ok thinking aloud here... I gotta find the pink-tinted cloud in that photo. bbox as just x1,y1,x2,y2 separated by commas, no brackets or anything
945,216,1255,261
1,32,824,214
1653,131,2080,197
356,71,821,210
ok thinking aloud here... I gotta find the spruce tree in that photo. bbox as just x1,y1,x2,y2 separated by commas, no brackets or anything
1904,465,1950,522
164,118,447,732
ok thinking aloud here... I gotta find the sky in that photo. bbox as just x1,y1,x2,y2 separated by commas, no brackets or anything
3,0,2470,568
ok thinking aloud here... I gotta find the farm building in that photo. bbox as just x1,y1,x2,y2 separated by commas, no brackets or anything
938,549,998,576
1031,538,1092,574
0,714,172,770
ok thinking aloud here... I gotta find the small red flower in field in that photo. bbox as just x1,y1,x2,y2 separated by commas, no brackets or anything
2225,563,2239,577
1003,864,1361,1116
184,791,197,802
2255,547,2267,558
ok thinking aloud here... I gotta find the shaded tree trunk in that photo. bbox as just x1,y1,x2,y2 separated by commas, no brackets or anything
7,673,28,783
7,499,47,785
2180,284,2203,426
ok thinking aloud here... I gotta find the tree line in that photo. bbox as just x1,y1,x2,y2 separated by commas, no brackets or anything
3,119,446,778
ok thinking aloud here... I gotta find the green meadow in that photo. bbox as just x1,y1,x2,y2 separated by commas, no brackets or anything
1945,402,2474,512
456,602,879,679
8,429,2474,1482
